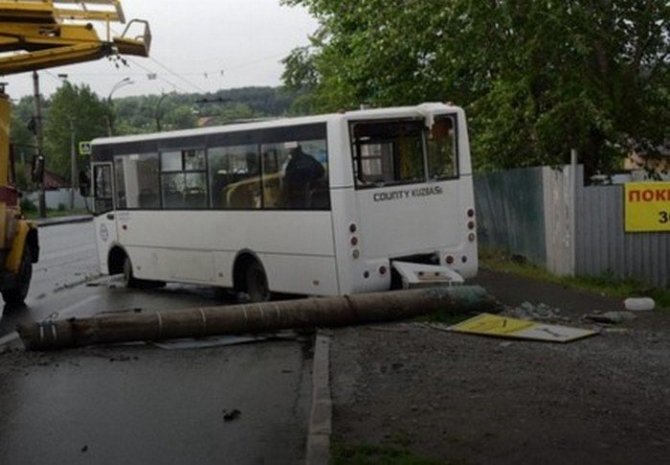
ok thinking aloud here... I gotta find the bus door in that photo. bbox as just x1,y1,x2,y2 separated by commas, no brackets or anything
91,162,118,271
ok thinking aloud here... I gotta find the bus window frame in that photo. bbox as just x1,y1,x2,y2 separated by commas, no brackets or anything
426,113,460,182
158,146,209,210
91,122,331,212
349,114,461,190
209,143,263,211
114,153,161,211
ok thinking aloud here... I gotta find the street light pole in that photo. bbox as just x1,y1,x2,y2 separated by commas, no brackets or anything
107,77,133,136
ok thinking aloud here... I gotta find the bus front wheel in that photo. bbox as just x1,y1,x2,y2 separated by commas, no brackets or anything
122,255,141,288
244,260,270,302
122,255,164,289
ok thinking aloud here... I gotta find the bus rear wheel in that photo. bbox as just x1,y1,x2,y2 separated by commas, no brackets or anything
244,260,270,302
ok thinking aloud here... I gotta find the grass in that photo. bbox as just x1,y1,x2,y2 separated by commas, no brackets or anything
480,247,670,310
331,442,454,465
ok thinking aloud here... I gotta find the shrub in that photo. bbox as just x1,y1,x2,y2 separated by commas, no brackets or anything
20,197,37,212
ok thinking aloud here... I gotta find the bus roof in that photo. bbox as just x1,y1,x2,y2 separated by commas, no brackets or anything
91,102,462,146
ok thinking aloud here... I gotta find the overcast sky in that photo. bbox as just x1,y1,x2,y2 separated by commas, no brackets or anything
2,0,319,99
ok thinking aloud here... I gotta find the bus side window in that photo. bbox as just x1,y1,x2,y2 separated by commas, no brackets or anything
261,147,285,208
282,145,325,208
161,149,207,210
261,139,329,210
208,145,260,210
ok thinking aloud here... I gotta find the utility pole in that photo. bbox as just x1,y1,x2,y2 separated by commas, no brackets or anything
69,119,76,209
32,71,46,218
155,92,167,131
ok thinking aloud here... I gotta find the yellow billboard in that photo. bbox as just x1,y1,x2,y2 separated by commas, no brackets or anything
624,182,670,232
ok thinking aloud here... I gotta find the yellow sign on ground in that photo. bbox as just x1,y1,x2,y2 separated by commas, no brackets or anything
624,182,670,232
450,313,534,335
449,313,596,343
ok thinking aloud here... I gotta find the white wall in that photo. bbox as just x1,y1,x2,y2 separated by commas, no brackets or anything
25,189,87,210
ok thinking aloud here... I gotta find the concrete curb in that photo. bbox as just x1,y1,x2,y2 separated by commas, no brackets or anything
305,330,332,465
33,215,93,227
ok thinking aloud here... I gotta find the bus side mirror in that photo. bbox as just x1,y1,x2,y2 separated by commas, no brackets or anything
31,155,44,183
79,170,91,197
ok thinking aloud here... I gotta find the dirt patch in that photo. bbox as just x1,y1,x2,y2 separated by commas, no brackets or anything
330,270,670,465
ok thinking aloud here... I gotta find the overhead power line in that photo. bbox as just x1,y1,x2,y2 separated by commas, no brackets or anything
124,57,189,93
149,56,206,93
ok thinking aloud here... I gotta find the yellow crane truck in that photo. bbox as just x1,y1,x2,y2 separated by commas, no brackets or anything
0,0,149,305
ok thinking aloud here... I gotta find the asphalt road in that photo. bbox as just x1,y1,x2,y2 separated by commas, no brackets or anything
0,221,312,464
0,221,97,336
0,221,246,337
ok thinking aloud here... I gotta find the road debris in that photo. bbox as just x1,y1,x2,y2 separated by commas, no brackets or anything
624,297,655,312
504,301,565,322
444,313,597,343
223,409,241,422
583,311,637,324
108,355,138,362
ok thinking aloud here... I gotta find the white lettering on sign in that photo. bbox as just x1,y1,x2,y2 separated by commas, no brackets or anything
373,186,443,202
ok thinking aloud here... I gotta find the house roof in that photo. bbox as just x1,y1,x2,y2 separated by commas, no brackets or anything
43,170,69,189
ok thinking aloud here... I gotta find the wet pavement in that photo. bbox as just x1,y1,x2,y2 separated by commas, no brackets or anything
0,341,311,465
0,220,314,464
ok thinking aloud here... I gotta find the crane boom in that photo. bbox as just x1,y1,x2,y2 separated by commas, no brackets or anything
0,0,151,306
0,0,150,75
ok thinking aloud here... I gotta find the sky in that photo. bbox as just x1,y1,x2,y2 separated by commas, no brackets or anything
2,0,319,99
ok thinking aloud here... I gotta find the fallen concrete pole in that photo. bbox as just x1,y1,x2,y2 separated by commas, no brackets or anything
17,286,498,351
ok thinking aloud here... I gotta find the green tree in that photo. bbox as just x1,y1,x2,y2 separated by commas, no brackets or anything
282,0,670,176
112,87,299,134
194,101,257,125
10,95,37,189
43,82,108,179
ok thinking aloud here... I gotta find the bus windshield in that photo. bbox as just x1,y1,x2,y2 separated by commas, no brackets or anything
351,114,458,188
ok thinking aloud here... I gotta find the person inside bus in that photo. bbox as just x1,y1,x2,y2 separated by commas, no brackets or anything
282,145,325,208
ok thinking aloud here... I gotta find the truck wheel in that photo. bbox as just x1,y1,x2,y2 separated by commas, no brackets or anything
245,260,270,302
2,247,32,306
